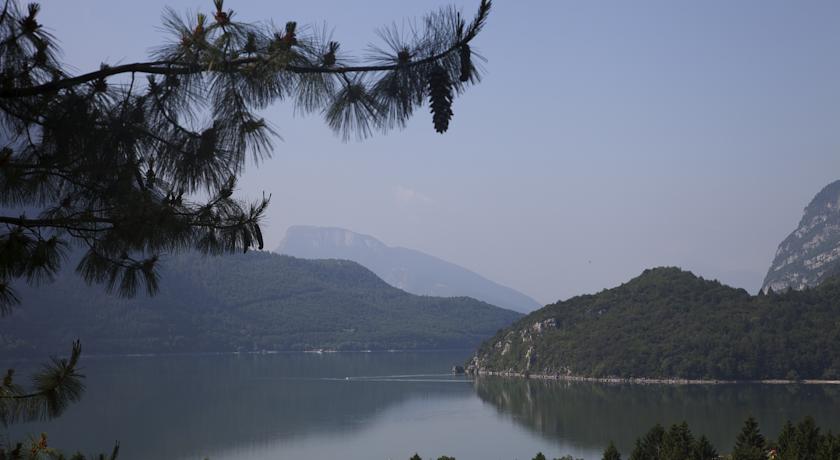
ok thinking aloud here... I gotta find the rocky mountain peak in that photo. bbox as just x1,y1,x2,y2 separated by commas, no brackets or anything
763,180,840,292
279,225,386,253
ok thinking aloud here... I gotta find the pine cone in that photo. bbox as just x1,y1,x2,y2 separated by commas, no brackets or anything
428,65,453,133
459,45,472,82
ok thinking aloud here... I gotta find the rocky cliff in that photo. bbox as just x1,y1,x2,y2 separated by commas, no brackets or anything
763,180,840,293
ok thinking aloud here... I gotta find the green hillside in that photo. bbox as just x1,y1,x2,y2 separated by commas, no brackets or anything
2,252,521,357
469,267,840,380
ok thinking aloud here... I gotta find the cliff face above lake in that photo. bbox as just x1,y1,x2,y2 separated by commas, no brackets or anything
468,267,840,381
763,180,840,293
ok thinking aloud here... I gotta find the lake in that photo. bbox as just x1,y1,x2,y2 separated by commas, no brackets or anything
6,350,840,459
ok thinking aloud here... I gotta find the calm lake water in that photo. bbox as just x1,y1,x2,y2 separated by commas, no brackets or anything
6,350,840,460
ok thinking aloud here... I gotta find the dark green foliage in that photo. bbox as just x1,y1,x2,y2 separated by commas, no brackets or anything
733,417,766,460
630,424,665,460
423,418,838,460
472,267,840,380
437,457,456,460
628,421,721,460
1,252,521,356
662,422,694,460
792,416,821,459
620,418,838,460
778,420,797,455
817,432,840,460
410,455,422,460
602,442,621,460
693,436,717,460
776,416,837,460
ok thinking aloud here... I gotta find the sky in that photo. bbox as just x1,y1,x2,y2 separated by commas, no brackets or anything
37,1,840,304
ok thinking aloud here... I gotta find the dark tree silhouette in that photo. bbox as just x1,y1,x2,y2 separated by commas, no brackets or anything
0,0,491,454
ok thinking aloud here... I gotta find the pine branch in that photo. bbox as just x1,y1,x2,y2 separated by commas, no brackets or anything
0,340,85,425
0,0,492,99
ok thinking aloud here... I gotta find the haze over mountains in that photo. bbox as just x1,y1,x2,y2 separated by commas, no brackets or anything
2,252,520,357
275,226,542,313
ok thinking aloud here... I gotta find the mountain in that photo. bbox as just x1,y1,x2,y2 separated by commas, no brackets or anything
1,252,521,357
468,267,840,381
763,180,840,293
275,226,542,313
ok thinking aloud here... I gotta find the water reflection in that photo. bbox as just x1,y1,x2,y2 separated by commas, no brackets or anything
7,351,476,460
8,352,840,460
473,376,840,453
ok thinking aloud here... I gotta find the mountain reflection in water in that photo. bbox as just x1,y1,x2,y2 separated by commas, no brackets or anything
7,352,840,460
474,376,840,453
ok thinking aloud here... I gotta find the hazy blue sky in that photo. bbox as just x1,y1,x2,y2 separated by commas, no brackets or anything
39,1,840,304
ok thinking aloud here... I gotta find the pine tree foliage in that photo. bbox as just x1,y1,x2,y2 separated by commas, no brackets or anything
602,442,621,460
0,0,491,312
0,341,83,426
0,434,118,460
628,421,720,460
693,435,717,460
630,424,665,460
732,416,767,460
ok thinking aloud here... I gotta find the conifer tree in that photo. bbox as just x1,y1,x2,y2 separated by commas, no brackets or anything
602,442,622,460
662,422,694,460
791,416,821,459
818,432,840,460
732,416,767,460
630,424,665,460
692,435,717,460
777,420,796,457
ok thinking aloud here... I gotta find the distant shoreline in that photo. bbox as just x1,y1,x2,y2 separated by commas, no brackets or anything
472,370,840,385
1,348,475,363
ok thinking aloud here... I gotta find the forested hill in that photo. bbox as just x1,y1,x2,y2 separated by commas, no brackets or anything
2,252,521,357
468,267,840,381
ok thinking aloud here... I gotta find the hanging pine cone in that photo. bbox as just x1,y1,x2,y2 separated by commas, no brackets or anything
459,44,472,82
428,65,453,133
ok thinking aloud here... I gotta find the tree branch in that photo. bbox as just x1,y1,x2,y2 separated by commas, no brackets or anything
0,37,474,99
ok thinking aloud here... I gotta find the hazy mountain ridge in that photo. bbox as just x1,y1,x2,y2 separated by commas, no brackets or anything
275,225,542,313
468,267,840,380
763,180,840,293
1,252,521,357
